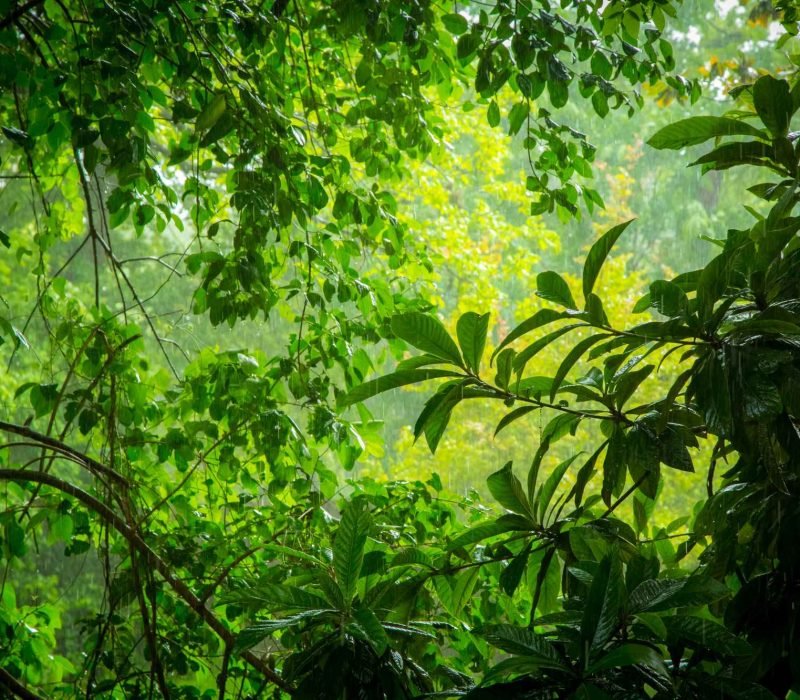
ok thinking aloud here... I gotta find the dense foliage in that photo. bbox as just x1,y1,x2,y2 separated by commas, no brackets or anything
2,0,800,698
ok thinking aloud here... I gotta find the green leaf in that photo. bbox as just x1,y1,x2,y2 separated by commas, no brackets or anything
500,543,532,596
447,515,531,551
236,609,334,651
479,625,564,667
352,607,389,655
689,141,778,173
339,369,462,407
417,380,471,453
663,615,751,656
392,313,463,366
231,582,330,611
395,353,448,371
581,553,624,654
536,270,577,309
588,643,668,676
390,548,433,569
442,12,469,35
753,75,794,137
493,308,577,360
5,521,26,558
487,462,534,520
628,578,686,613
494,348,515,389
507,101,529,136
649,279,688,317
494,405,536,437
582,220,635,299
536,454,581,523
487,100,500,128
647,116,766,150
456,311,490,373
196,94,227,132
550,334,611,402
513,323,585,376
333,502,372,606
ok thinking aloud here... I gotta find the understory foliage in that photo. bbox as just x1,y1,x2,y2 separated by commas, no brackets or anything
1,0,800,698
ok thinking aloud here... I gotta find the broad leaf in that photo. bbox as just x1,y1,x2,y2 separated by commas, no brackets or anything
392,312,463,366
647,115,766,150
494,405,536,437
457,311,490,373
513,323,586,376
500,543,532,596
352,607,389,655
487,462,534,520
537,270,577,309
664,615,751,656
492,308,579,360
333,502,372,606
340,369,462,406
479,624,564,666
628,578,686,613
581,553,624,655
588,642,669,676
447,515,532,551
752,75,794,138
236,609,334,651
536,454,581,523
582,220,635,299
550,334,611,401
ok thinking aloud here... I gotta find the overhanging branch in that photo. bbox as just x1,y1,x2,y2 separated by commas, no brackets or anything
0,468,293,693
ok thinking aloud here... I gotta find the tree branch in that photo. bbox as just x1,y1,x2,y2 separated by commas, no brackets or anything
0,0,45,33
0,666,46,700
0,421,128,487
0,469,294,693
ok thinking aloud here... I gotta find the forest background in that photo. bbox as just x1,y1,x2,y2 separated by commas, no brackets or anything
1,0,799,698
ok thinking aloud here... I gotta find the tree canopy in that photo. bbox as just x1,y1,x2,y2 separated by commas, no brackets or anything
2,0,800,698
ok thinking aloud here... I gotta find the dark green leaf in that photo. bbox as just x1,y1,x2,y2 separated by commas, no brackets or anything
550,334,611,401
581,553,624,654
339,369,462,407
493,308,578,360
487,462,534,520
588,643,668,676
352,607,389,655
647,116,766,150
536,454,580,522
457,311,490,373
392,312,463,366
752,75,794,138
583,220,635,299
664,615,751,656
500,543,532,596
333,502,372,605
447,515,532,551
494,405,536,437
479,625,563,666
537,271,577,309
